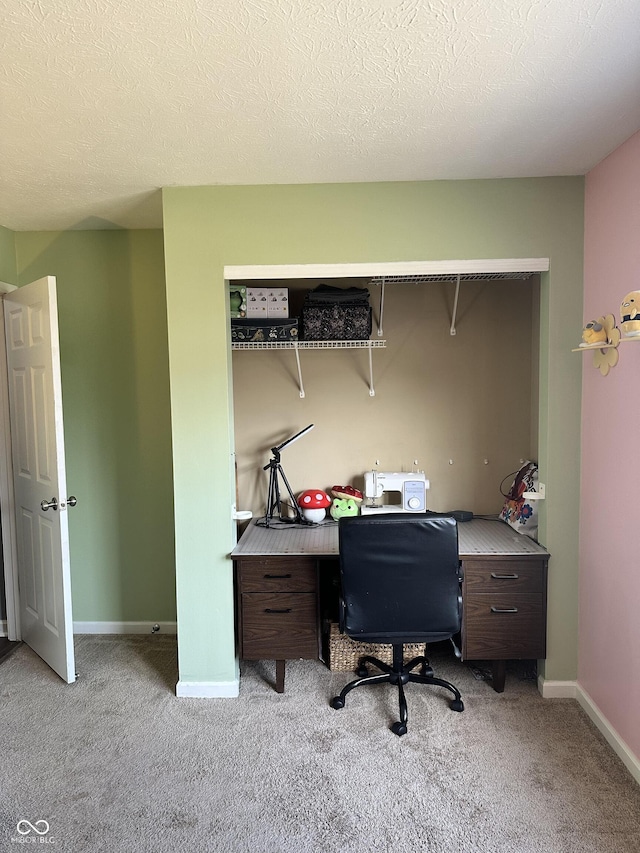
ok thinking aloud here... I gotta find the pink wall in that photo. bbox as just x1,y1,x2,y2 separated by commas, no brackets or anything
580,131,640,761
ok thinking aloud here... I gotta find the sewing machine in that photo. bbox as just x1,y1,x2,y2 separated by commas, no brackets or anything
361,470,430,514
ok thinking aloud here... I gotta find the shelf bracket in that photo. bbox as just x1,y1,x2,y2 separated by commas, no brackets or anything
368,345,376,396
293,343,305,398
377,277,385,337
450,274,461,336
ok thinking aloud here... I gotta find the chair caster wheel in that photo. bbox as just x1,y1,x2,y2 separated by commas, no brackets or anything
330,696,345,710
356,665,368,677
391,721,407,736
421,665,434,677
450,699,464,712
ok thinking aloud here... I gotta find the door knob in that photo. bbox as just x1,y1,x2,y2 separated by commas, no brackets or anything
67,496,77,507
41,498,58,511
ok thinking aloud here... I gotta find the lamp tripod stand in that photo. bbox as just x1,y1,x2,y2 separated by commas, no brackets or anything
261,424,315,527
263,448,304,526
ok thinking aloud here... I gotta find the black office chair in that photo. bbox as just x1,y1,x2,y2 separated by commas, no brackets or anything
329,513,464,736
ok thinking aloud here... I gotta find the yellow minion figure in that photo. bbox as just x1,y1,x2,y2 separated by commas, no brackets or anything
620,291,640,337
580,320,608,347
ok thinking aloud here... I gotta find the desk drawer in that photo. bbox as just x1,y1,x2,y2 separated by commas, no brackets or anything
463,594,545,659
238,557,317,592
241,592,319,659
463,559,545,594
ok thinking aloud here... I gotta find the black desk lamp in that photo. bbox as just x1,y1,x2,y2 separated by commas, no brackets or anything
262,424,314,527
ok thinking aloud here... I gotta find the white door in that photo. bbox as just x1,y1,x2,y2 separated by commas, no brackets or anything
3,276,76,683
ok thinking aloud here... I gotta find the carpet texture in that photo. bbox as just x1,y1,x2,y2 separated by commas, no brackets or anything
1,635,639,852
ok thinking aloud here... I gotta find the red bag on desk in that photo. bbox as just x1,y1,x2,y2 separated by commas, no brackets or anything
499,462,539,541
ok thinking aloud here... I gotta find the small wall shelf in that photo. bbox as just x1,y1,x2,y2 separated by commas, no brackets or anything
573,317,640,375
572,314,620,375
231,339,387,398
571,343,618,352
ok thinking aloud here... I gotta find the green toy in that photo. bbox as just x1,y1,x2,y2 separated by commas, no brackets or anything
330,497,359,521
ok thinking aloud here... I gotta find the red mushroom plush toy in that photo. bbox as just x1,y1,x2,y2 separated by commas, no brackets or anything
297,489,332,522
330,485,363,504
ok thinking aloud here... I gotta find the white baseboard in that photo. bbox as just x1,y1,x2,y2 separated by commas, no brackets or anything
72,624,241,699
73,621,177,635
576,686,640,785
539,676,639,785
539,677,578,698
176,680,239,698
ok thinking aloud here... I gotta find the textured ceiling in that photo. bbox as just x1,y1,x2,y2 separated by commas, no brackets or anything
1,0,639,231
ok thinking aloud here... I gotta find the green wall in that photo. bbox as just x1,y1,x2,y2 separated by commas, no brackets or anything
162,178,585,691
14,230,175,623
0,224,17,284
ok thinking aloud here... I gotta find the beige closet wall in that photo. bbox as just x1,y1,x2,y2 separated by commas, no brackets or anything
232,277,537,519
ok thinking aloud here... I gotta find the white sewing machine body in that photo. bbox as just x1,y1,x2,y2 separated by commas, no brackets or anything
361,470,430,514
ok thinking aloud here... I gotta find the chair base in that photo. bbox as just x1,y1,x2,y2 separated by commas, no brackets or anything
330,644,464,736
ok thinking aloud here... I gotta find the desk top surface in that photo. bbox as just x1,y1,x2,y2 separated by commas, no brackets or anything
231,517,549,559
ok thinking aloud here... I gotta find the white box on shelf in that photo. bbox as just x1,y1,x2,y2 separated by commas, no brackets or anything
246,287,268,318
267,287,289,318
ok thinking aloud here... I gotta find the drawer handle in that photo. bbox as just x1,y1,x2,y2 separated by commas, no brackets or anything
490,606,519,613
264,573,292,579
490,573,519,579
264,608,293,614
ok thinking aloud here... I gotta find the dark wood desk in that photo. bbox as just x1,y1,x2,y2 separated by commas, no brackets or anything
231,517,549,693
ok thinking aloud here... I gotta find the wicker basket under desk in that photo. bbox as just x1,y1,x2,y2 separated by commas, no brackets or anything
328,623,426,672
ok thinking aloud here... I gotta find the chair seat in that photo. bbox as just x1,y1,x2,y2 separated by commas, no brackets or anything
348,630,455,645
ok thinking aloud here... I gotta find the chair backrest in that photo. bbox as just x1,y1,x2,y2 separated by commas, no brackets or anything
338,513,461,644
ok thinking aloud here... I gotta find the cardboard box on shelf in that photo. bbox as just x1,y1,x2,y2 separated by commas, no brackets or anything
246,287,269,317
266,287,289,318
246,287,289,318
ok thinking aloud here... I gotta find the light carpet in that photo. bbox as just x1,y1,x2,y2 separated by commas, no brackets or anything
1,635,639,852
